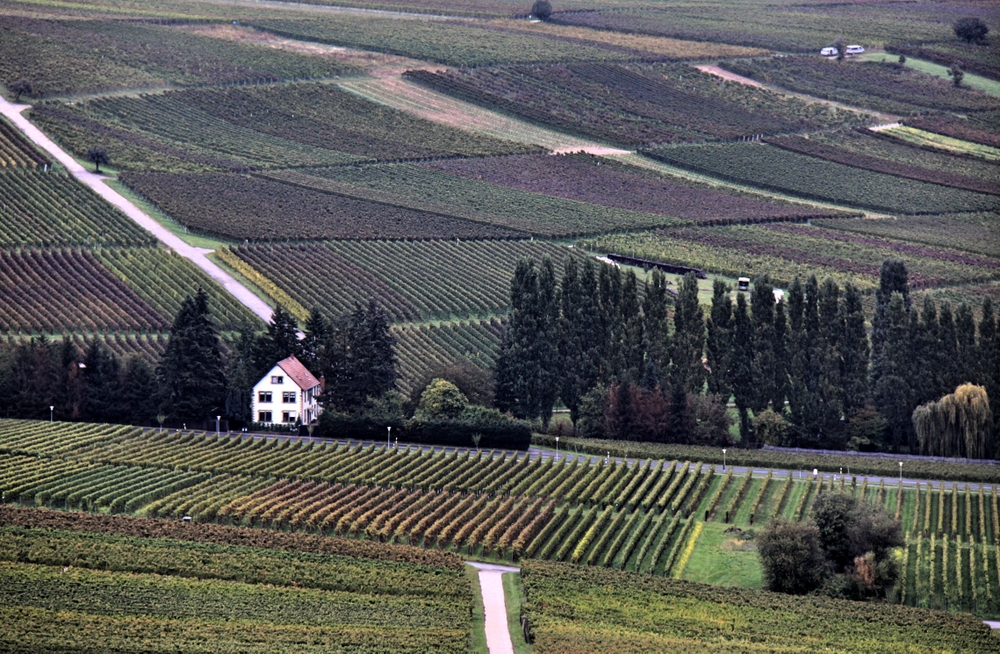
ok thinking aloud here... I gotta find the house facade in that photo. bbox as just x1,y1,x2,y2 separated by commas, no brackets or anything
251,355,322,426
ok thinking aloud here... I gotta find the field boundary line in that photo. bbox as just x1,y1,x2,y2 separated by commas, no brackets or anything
0,95,274,325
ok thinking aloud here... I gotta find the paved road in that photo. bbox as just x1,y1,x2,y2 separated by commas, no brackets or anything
0,96,274,325
467,562,520,654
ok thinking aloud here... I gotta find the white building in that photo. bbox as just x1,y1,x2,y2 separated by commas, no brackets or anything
251,355,322,426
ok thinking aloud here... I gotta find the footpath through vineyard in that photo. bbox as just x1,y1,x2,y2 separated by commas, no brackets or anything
0,95,274,324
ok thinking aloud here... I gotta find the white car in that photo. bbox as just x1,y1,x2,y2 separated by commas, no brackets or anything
845,45,865,55
820,47,837,56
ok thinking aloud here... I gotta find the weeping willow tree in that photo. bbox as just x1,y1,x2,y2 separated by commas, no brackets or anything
913,384,993,459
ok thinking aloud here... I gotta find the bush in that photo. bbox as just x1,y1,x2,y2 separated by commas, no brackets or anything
757,519,827,594
531,0,552,20
753,408,791,446
417,378,468,419
405,406,532,450
953,17,989,44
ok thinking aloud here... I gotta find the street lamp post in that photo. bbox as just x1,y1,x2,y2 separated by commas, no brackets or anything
555,436,559,459
899,461,903,485
387,425,392,450
216,416,220,436
49,406,54,423
722,448,726,471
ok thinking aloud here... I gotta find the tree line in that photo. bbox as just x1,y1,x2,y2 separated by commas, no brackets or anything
0,290,397,428
494,257,999,457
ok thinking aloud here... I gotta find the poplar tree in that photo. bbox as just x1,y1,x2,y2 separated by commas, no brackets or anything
871,259,910,394
750,277,776,413
771,298,789,411
839,283,869,415
731,292,755,443
642,269,671,380
872,293,913,452
495,257,559,424
979,298,1000,431
705,279,733,399
559,257,601,425
156,289,227,420
671,273,706,395
955,302,977,387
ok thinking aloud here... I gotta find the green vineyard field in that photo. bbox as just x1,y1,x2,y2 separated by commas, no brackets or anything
582,223,1000,292
642,142,999,214
0,170,155,247
223,240,577,323
5,418,1000,620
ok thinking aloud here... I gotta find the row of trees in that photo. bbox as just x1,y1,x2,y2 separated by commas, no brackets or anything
494,257,999,455
0,291,398,427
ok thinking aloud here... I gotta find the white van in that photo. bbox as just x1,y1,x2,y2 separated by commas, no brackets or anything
820,47,837,57
845,45,865,55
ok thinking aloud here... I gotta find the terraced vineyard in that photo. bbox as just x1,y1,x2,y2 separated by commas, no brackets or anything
34,83,537,174
405,62,836,147
259,164,688,237
582,223,1000,292
0,170,155,247
0,16,360,99
642,142,999,214
221,240,577,323
5,419,1000,620
0,507,472,653
394,319,504,394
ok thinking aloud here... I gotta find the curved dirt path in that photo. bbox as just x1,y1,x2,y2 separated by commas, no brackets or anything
467,561,520,654
0,95,274,325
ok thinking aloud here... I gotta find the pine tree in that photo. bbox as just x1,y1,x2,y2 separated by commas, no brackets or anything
121,355,157,425
254,304,301,377
81,340,123,424
156,289,227,421
705,279,733,399
300,307,329,374
559,257,601,425
224,322,259,423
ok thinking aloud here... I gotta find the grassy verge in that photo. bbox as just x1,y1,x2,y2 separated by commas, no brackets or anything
466,565,488,654
859,53,1000,97
503,571,533,654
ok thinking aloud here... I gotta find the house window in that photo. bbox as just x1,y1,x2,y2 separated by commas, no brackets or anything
282,411,295,423
258,411,272,423
258,391,272,403
282,391,296,403
271,375,283,384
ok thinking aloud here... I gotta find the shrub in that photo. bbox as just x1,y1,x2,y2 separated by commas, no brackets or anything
417,379,468,420
953,17,989,45
757,519,827,594
531,0,552,20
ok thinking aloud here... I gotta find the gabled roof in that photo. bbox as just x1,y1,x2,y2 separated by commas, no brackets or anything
276,355,321,391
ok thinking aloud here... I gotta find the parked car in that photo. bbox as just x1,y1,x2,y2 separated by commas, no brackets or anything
820,46,837,57
845,45,865,55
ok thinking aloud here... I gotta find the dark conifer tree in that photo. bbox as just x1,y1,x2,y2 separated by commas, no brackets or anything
642,269,672,385
816,278,845,446
771,298,789,411
254,304,301,376
955,302,976,386
871,259,910,395
978,298,1000,432
705,279,733,399
559,257,601,425
750,277,776,413
81,340,123,423
121,355,157,425
731,292,755,444
156,289,227,420
616,270,645,384
937,302,959,394
872,293,913,452
224,322,259,423
300,307,329,374
839,283,869,415
671,273,706,395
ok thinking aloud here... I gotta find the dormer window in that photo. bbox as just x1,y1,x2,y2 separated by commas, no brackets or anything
271,375,283,384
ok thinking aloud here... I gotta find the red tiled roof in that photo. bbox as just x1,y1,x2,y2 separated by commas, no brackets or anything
276,355,321,391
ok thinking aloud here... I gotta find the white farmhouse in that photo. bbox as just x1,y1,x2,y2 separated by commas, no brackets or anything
251,355,322,426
